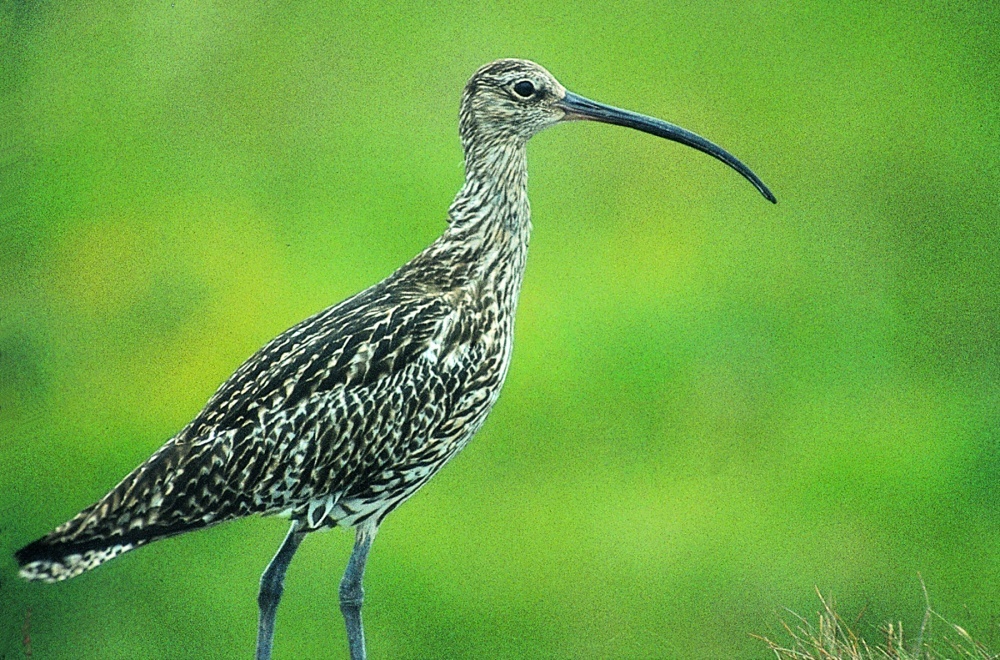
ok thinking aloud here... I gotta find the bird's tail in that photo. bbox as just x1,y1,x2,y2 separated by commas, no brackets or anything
16,437,234,582
17,522,155,583
15,509,201,583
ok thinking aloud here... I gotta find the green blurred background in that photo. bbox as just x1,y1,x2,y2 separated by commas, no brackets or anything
1,1,998,657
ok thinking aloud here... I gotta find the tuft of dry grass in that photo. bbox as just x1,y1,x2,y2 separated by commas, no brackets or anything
756,579,998,660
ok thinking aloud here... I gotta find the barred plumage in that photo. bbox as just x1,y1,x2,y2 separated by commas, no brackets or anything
16,59,773,659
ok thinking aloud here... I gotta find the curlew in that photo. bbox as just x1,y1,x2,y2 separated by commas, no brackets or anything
16,59,775,659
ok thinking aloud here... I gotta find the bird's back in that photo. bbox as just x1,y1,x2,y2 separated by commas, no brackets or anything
17,241,519,581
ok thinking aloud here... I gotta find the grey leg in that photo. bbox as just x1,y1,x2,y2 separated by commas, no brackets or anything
256,521,307,660
340,522,378,660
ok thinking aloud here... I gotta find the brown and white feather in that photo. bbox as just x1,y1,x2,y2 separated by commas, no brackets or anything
15,60,558,582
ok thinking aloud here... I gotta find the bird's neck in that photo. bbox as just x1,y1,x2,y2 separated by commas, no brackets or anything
428,140,531,301
451,139,530,233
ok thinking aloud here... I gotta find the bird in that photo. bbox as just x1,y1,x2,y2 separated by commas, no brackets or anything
15,58,775,660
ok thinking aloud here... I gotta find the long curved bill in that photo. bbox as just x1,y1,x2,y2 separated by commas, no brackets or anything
558,91,776,204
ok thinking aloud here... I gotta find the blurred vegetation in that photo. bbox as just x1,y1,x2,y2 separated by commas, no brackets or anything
1,1,998,658
759,586,998,659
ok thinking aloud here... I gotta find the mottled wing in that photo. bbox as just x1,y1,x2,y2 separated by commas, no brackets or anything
16,279,459,581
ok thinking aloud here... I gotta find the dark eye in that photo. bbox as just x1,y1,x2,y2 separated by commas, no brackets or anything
512,80,536,98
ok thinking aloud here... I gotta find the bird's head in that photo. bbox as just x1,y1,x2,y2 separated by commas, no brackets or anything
460,58,775,203
460,59,568,145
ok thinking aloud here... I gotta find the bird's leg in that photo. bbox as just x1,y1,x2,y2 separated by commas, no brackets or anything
256,521,307,660
339,522,378,660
